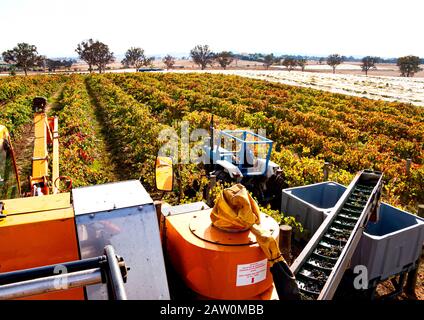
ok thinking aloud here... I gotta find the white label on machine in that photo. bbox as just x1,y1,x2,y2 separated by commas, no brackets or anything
236,259,267,286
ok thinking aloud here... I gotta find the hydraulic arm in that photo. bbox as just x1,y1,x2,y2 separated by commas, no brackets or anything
30,97,60,196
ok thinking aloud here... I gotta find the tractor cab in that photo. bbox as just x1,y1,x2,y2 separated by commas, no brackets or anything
203,129,284,205
204,129,279,180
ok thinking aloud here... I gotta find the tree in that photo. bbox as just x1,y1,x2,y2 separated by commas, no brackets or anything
92,41,114,73
34,55,46,71
327,54,344,74
215,51,234,70
9,66,16,76
46,59,60,72
62,58,76,71
319,57,325,65
76,39,96,72
361,56,379,76
122,47,153,69
45,58,76,72
282,57,297,71
145,57,155,68
162,55,176,69
190,45,215,70
263,54,276,69
397,55,422,77
2,43,42,75
296,58,307,71
76,39,114,73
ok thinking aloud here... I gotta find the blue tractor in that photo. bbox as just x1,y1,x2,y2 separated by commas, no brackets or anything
203,128,287,206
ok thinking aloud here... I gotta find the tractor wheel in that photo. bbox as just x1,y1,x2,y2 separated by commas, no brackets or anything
214,169,233,185
266,170,288,209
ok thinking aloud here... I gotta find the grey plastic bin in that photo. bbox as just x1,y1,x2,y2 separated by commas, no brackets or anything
281,181,347,238
351,203,424,283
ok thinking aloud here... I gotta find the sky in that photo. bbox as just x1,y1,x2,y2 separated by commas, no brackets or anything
0,0,423,58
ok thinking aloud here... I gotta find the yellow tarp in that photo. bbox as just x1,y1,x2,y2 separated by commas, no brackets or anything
211,184,284,267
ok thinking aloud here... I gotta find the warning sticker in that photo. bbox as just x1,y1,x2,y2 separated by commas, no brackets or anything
236,259,267,286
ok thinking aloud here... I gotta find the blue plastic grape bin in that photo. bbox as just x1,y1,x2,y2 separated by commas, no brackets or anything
351,202,424,284
281,181,347,239
281,181,424,284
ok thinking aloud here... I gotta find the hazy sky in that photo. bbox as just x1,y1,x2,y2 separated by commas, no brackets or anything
1,0,423,58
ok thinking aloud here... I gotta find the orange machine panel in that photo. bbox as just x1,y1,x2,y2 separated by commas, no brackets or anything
0,193,84,300
165,209,279,300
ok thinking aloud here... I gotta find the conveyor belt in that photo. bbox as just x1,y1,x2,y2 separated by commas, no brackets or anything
291,170,383,300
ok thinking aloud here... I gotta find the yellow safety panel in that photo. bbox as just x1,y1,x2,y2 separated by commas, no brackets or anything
0,207,74,227
0,193,82,300
156,156,173,191
32,113,48,179
0,125,9,139
1,193,71,216
0,125,21,199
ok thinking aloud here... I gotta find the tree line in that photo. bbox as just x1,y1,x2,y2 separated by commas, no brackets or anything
190,47,422,77
1,41,423,77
